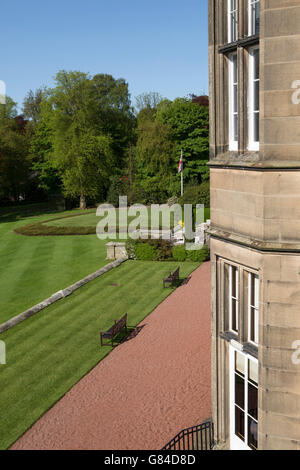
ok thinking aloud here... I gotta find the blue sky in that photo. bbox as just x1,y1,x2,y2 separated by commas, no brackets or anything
1,0,208,111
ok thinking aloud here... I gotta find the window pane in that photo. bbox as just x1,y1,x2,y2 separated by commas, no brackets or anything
229,53,238,147
250,306,255,342
233,54,237,82
233,84,238,113
255,2,260,35
234,115,238,142
235,352,245,376
254,113,259,142
251,5,255,35
235,373,245,409
248,417,258,450
254,309,259,343
254,275,259,308
254,49,259,79
250,274,255,306
249,359,258,385
231,267,236,297
248,382,258,419
254,81,259,111
235,406,245,441
233,13,237,42
232,299,237,331
250,1,260,36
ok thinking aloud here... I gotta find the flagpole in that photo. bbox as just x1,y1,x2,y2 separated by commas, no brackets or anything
181,150,184,196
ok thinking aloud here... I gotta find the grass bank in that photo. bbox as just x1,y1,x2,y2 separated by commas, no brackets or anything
0,259,200,449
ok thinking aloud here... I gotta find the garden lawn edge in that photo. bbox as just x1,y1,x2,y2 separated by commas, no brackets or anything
0,257,128,334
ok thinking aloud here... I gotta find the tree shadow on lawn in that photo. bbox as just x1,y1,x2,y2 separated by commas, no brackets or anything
0,203,60,224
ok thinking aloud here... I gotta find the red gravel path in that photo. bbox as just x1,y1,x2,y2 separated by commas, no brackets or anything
11,262,211,450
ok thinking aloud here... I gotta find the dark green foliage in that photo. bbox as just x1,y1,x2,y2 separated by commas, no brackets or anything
135,243,158,261
128,236,208,264
186,245,209,263
128,237,174,261
155,240,174,261
156,97,209,183
178,182,210,207
22,88,46,124
107,175,126,207
126,184,148,205
173,245,209,262
1,80,209,208
0,98,32,202
172,245,187,261
132,95,210,204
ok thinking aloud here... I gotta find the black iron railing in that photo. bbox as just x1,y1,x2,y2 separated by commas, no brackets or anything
162,420,214,451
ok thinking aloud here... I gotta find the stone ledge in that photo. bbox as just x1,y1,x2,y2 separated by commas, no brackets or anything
0,257,128,334
209,228,300,253
209,160,300,171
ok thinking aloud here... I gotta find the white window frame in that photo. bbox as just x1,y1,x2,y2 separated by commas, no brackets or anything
230,345,258,450
228,52,238,151
229,265,239,333
228,0,238,43
248,273,259,345
248,47,259,151
248,0,260,37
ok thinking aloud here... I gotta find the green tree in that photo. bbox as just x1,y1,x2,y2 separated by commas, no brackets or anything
92,74,136,169
156,97,209,183
29,100,61,194
47,71,114,208
134,109,178,203
0,98,31,201
22,87,47,124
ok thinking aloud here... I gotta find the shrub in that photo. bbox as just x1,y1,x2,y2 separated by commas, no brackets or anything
178,182,210,208
154,239,173,261
135,243,158,261
172,245,187,261
186,245,209,263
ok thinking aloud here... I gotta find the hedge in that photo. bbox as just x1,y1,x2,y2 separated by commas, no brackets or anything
172,245,187,261
135,243,158,261
126,237,209,263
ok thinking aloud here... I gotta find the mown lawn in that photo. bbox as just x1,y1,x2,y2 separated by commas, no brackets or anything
0,204,210,324
0,206,109,324
45,207,210,229
0,259,200,450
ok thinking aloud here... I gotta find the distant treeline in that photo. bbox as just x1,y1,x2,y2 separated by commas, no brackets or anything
0,71,209,208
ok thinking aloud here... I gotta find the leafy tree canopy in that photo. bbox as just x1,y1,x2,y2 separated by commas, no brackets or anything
0,97,31,201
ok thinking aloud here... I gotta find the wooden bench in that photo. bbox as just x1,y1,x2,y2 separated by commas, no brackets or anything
163,267,180,288
100,313,128,347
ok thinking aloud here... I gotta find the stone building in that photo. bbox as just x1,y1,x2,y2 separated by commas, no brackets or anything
208,0,300,450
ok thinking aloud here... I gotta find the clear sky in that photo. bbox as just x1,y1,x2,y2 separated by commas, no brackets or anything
1,0,208,111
